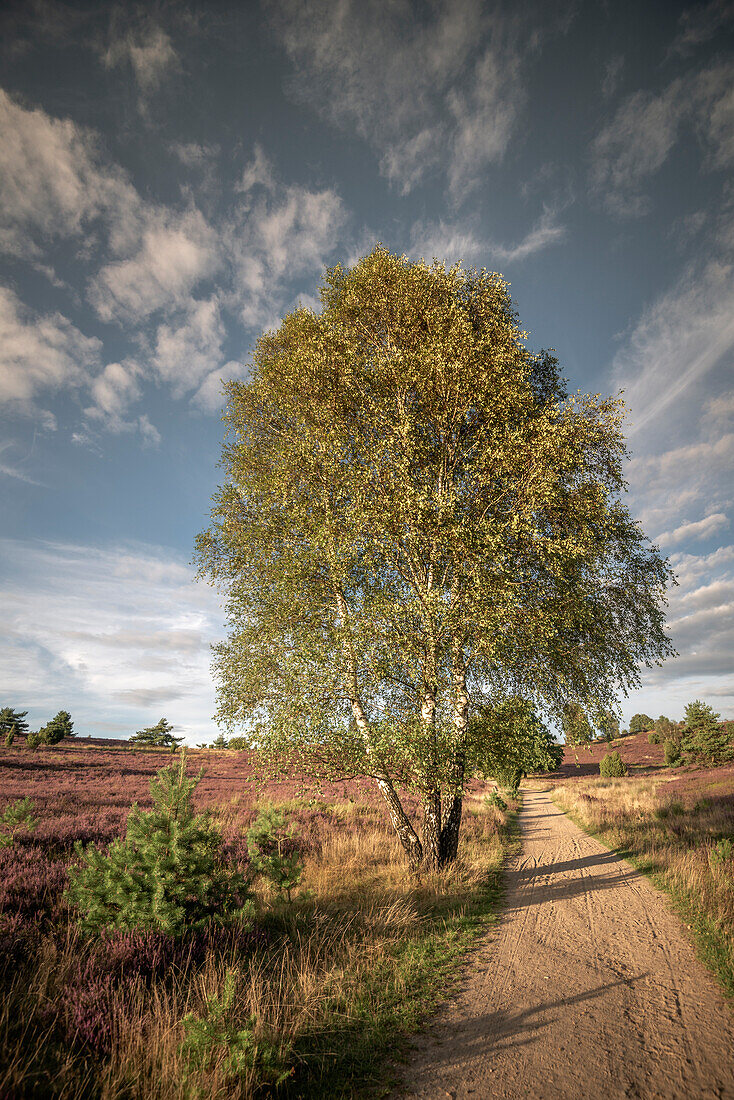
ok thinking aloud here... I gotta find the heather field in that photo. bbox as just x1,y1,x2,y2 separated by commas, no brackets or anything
0,739,514,1099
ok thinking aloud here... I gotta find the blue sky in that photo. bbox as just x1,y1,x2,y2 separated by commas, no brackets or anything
1,0,733,742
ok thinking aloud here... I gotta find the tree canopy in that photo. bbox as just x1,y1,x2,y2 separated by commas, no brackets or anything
130,718,184,752
196,246,673,869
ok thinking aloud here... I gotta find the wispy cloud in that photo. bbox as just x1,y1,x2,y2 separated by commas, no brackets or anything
409,205,566,268
655,512,730,547
671,0,734,55
102,22,179,117
589,61,734,217
228,146,347,330
613,257,734,436
269,0,556,200
490,207,566,263
0,286,102,410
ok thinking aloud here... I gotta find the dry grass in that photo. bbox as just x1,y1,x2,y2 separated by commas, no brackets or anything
553,776,734,996
0,792,511,1100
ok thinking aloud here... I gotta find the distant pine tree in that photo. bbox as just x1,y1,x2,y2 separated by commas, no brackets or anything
682,701,733,765
39,710,74,744
66,755,252,935
0,708,29,742
129,717,184,752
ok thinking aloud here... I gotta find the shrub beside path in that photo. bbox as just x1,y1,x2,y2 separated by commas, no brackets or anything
398,788,734,1099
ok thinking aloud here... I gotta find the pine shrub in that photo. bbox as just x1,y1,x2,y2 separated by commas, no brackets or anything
66,755,253,935
599,750,627,777
246,806,304,902
180,968,292,1089
681,700,733,765
664,739,681,767
0,797,38,847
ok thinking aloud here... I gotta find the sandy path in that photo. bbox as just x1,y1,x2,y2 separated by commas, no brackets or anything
398,788,734,1099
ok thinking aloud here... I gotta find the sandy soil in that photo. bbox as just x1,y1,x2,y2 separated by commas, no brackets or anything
398,788,734,1099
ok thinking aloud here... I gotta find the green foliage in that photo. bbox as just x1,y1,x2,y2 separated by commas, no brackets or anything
654,715,675,740
664,739,682,767
709,838,734,869
681,700,733,765
38,709,74,744
483,791,507,811
469,698,563,795
246,806,304,902
195,246,674,867
26,731,40,750
211,732,229,750
597,710,620,742
0,707,29,739
66,755,253,934
599,750,628,777
0,797,38,847
648,731,662,745
629,713,655,735
129,717,185,752
4,728,14,747
562,703,594,746
227,736,250,751
180,968,292,1090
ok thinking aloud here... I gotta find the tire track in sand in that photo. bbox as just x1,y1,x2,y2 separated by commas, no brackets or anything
397,788,734,1100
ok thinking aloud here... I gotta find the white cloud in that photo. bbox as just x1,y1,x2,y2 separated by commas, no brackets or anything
409,206,566,268
229,147,347,330
0,285,102,409
152,296,226,397
656,512,730,547
409,220,486,265
613,258,734,437
103,24,179,101
0,86,137,256
90,207,220,322
590,62,734,216
672,0,734,54
490,207,566,263
270,0,531,199
0,537,223,742
590,83,684,217
192,360,247,413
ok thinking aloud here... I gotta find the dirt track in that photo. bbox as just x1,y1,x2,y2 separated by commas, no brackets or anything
399,788,734,1099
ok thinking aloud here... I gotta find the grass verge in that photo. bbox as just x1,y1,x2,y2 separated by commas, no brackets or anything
552,778,734,1001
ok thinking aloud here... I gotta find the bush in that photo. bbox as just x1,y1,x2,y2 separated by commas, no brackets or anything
227,736,250,751
484,791,507,811
664,739,681,767
180,968,292,1089
599,751,627,777
66,755,253,935
247,806,304,902
0,797,37,848
629,713,654,735
648,731,662,745
709,837,734,868
26,731,40,749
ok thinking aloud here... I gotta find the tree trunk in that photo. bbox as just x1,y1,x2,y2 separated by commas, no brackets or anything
422,786,442,870
375,775,424,871
332,580,424,871
439,751,464,865
439,646,469,865
420,675,442,870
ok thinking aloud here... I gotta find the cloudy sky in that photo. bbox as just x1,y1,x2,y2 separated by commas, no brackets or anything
1,0,733,742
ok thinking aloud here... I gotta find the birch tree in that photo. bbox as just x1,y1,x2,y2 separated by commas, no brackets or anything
195,247,673,870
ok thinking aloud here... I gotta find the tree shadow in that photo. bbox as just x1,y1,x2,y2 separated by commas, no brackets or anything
402,973,649,1074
